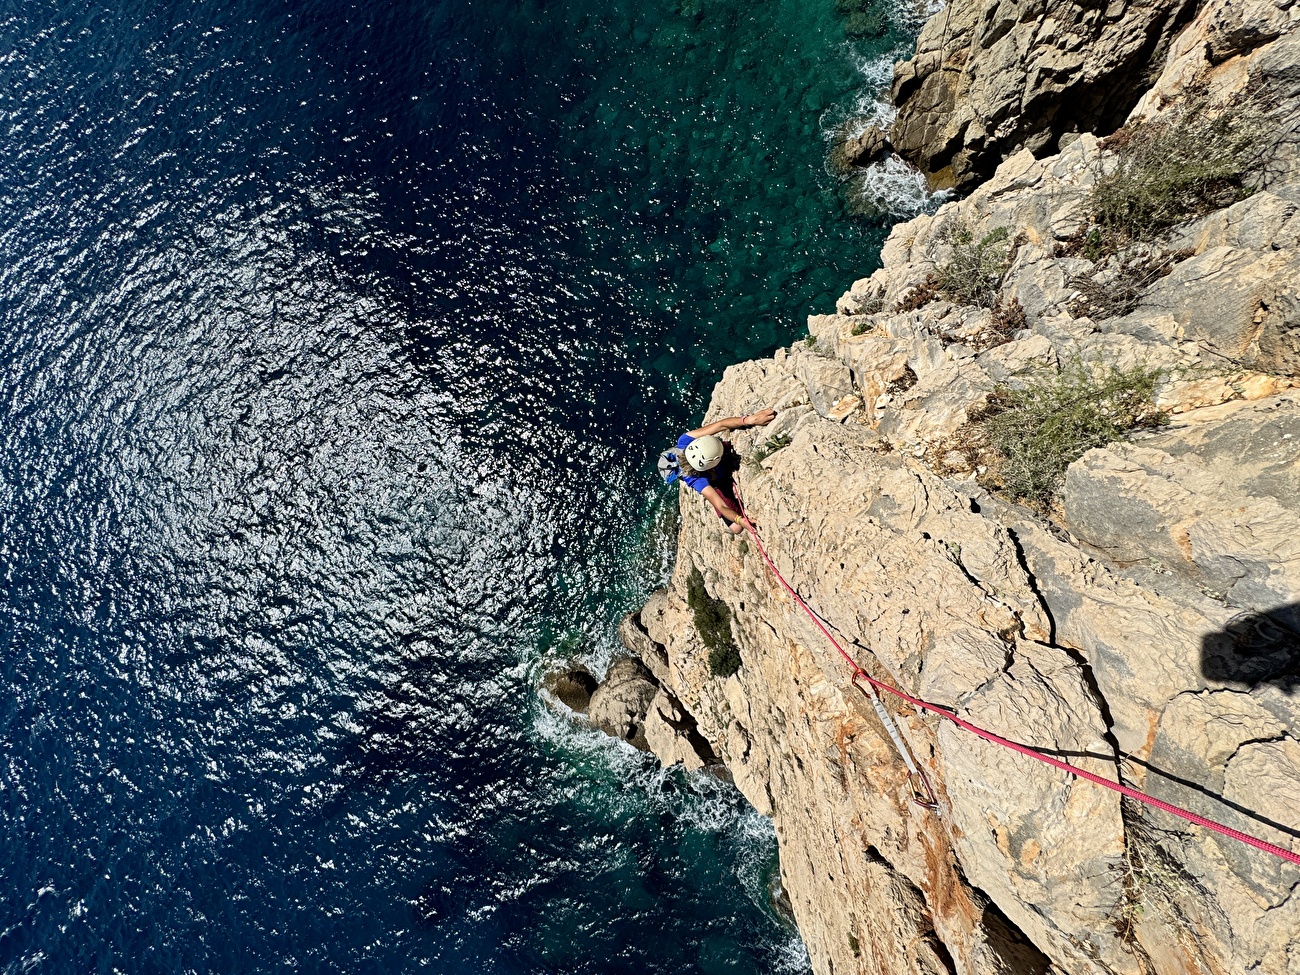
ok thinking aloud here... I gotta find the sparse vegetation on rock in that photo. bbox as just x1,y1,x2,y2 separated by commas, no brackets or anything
748,432,793,466
1089,100,1267,247
686,567,742,677
975,359,1166,507
1067,246,1195,320
935,223,1013,308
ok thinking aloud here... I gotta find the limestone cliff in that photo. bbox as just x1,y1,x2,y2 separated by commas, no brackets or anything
624,2,1300,972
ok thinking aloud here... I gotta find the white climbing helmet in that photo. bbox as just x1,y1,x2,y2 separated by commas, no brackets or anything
684,435,724,472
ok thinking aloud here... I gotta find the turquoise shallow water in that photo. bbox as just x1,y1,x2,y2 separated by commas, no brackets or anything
0,0,926,971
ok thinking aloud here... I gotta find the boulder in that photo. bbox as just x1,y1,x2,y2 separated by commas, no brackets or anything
642,689,718,771
588,658,660,751
831,124,890,173
540,665,598,714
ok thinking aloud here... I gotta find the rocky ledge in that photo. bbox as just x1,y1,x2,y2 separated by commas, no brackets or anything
589,0,1300,972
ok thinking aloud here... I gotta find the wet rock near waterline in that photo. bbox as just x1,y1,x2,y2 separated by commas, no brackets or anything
829,123,890,175
540,664,599,714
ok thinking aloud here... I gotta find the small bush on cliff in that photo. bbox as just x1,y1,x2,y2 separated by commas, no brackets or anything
1067,247,1193,320
935,223,1013,308
687,567,742,678
748,431,793,467
1089,99,1267,246
976,359,1166,507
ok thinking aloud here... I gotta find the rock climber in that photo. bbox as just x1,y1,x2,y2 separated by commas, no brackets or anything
659,408,777,533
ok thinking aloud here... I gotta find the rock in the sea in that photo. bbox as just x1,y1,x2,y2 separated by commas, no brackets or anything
588,657,659,751
830,123,889,173
618,608,670,685
540,664,599,714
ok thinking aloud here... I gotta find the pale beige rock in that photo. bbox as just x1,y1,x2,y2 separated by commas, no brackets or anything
940,641,1131,975
1064,396,1300,610
794,349,855,417
641,688,716,772
632,308,1300,974
1156,376,1239,413
619,609,670,685
1239,372,1295,399
1123,247,1300,373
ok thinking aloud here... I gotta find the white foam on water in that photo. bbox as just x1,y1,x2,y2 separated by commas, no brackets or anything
854,153,951,219
818,12,954,221
531,699,809,965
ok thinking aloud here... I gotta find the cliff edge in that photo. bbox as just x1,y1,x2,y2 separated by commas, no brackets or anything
624,1,1300,972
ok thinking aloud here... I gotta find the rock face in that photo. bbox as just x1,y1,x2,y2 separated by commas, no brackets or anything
626,2,1300,972
890,0,1197,189
582,611,720,769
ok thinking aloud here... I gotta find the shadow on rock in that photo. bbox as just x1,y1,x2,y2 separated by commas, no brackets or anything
1200,603,1300,691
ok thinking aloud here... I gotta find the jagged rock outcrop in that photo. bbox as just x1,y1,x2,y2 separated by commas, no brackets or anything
831,124,892,173
626,1,1300,972
574,613,720,768
890,0,1197,190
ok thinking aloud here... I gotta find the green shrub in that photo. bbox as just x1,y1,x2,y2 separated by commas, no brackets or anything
1089,101,1266,245
748,431,792,466
935,224,1012,308
1082,227,1105,262
977,359,1166,508
686,567,742,678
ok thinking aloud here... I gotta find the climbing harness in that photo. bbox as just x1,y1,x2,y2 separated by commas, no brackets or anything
732,496,1300,868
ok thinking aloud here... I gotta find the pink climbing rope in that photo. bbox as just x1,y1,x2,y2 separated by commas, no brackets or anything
733,503,1300,868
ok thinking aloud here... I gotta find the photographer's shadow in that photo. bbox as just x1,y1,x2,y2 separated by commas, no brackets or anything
1201,603,1300,690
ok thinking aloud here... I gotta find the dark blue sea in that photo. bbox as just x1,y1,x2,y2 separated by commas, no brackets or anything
0,0,926,971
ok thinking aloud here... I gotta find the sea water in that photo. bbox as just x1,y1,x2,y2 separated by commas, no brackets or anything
0,0,929,970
